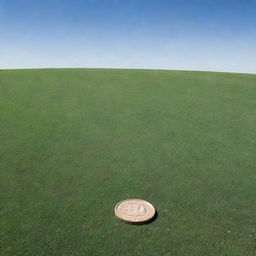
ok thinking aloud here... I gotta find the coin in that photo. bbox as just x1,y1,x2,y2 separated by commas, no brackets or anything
114,199,156,224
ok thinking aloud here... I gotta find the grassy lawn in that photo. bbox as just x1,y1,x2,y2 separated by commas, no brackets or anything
0,68,255,255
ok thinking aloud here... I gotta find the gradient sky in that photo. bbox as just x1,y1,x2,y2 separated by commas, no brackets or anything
0,0,256,73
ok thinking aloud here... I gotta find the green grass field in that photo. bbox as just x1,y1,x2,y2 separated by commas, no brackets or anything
0,68,255,255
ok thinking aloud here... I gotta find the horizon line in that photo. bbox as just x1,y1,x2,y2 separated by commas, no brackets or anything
0,67,255,76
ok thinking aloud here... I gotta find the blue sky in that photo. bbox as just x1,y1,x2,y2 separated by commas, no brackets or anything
0,0,255,73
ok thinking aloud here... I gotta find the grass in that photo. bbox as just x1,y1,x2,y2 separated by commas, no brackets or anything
0,68,256,256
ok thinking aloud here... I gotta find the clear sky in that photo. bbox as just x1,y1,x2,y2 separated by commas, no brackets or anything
0,0,255,73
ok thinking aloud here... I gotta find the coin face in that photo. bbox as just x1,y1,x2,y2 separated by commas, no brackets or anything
114,199,155,224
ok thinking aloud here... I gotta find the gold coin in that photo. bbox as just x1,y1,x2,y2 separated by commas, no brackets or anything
114,199,155,224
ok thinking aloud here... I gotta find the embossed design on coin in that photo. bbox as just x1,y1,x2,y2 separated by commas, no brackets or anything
114,199,155,224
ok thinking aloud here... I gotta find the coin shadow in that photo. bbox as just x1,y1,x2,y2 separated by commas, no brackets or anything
131,210,158,225
144,210,158,225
